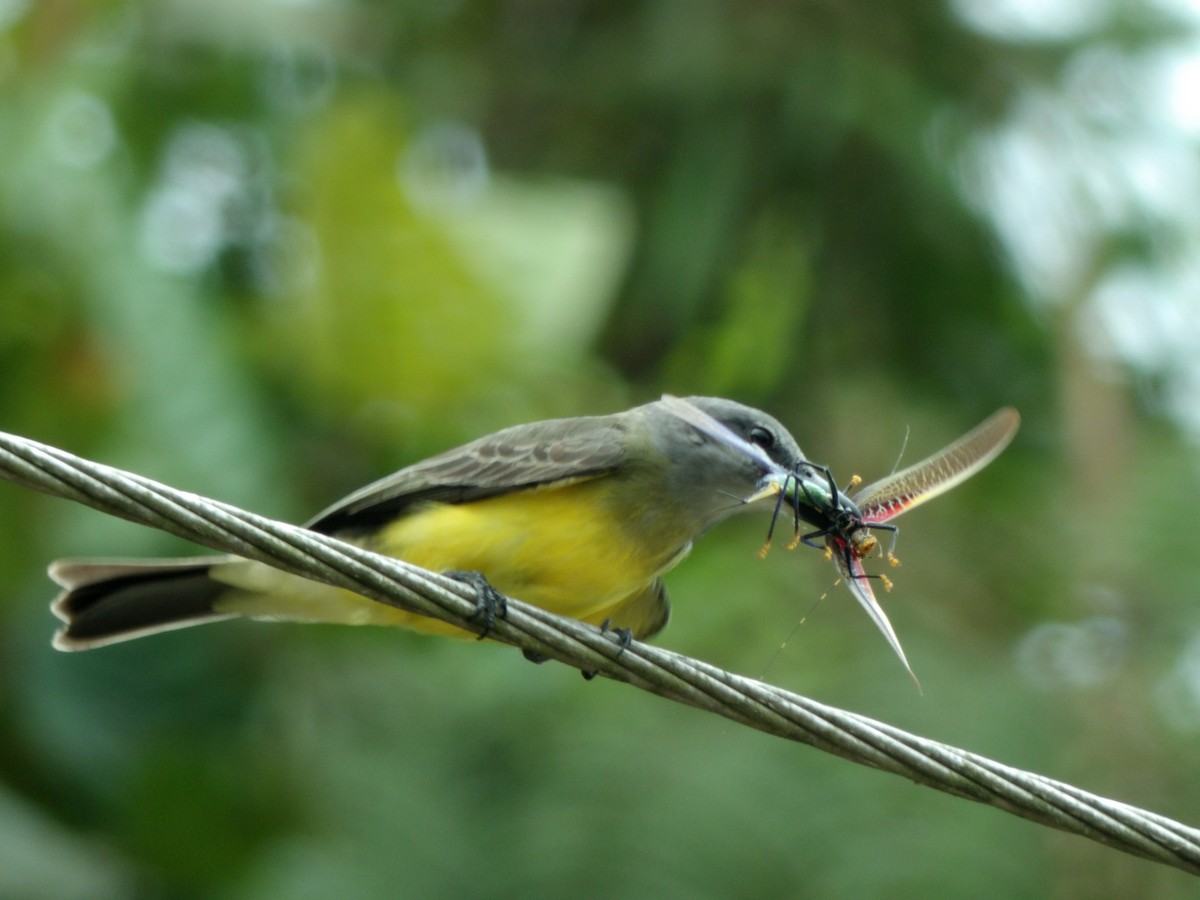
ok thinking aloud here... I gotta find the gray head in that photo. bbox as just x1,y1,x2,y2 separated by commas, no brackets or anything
680,396,806,469
637,395,808,530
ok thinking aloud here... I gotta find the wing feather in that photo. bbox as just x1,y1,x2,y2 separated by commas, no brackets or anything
308,415,630,534
852,407,1019,523
831,539,918,687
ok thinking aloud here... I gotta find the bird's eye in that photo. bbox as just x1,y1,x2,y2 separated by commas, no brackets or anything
748,426,775,449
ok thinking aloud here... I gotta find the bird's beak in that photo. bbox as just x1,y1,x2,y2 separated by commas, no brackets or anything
743,477,783,506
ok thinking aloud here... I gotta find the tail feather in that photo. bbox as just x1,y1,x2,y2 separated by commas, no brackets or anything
50,558,236,651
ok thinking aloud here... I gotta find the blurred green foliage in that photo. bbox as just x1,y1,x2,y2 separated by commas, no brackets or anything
1,2,1199,897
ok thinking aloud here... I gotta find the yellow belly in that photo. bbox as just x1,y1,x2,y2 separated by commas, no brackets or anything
213,478,684,635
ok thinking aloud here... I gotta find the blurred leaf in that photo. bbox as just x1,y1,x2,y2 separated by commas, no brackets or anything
0,786,133,900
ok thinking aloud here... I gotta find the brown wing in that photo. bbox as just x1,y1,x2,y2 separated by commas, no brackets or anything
307,413,632,535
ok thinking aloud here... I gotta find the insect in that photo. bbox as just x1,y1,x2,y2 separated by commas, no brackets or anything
752,407,1021,685
659,395,907,675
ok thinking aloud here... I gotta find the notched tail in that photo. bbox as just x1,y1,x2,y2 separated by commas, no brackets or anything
50,558,234,651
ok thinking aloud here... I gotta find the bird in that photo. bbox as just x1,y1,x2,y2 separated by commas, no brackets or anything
50,396,810,651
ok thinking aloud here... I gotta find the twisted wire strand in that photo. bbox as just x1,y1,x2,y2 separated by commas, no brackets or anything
1,430,1197,875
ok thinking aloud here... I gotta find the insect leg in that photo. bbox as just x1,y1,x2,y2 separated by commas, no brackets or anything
868,522,900,565
758,474,791,558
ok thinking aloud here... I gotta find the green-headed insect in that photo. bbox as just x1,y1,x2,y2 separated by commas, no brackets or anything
660,395,904,670
749,407,1021,685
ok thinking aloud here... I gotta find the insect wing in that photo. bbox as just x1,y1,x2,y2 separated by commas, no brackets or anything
659,394,786,475
851,407,1019,525
830,537,919,687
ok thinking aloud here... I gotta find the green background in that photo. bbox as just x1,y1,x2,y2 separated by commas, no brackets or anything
2,2,1199,897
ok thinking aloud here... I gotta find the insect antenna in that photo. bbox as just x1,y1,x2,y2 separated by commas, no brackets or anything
889,423,911,476
757,586,828,680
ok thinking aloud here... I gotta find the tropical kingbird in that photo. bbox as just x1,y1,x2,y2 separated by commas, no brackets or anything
50,396,811,650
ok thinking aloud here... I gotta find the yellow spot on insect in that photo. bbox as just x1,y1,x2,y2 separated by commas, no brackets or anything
823,545,834,562
850,531,878,559
887,552,900,568
758,540,772,559
849,474,863,489
786,533,801,551
880,574,894,592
